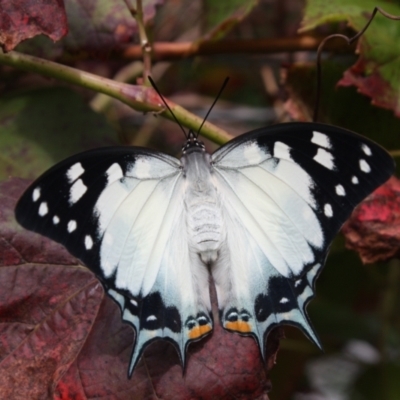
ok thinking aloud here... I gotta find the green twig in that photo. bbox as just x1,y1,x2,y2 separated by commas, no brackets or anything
123,0,152,84
90,61,143,112
0,50,232,145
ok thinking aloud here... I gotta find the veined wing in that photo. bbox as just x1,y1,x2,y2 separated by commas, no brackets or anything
15,147,213,377
210,122,394,352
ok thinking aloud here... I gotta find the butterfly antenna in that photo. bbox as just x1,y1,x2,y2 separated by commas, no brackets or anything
197,77,229,138
148,76,188,139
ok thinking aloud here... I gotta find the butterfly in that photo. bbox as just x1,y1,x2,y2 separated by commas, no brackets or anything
15,121,394,377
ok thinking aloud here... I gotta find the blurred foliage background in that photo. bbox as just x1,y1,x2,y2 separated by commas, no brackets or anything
1,0,400,399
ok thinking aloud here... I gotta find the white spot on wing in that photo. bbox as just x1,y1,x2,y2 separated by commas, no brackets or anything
70,179,87,204
312,131,331,149
85,235,93,250
133,158,151,179
274,142,292,160
335,184,346,196
227,311,238,318
146,315,157,322
106,163,123,183
243,141,263,164
32,187,41,202
68,220,77,232
130,299,138,307
67,162,84,183
38,202,48,216
295,280,301,287
53,215,60,224
324,203,333,218
280,297,289,304
314,148,335,170
362,144,372,156
359,159,371,173
352,176,359,184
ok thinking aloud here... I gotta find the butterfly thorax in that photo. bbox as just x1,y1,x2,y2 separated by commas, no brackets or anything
182,150,225,264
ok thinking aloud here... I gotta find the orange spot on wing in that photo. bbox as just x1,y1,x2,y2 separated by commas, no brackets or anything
188,324,212,339
225,321,252,333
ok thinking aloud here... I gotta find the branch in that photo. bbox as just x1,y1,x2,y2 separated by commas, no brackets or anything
122,0,152,83
118,36,356,61
0,50,232,145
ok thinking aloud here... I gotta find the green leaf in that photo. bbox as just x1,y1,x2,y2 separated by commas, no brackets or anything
0,87,117,180
301,0,400,116
203,0,258,40
300,0,400,31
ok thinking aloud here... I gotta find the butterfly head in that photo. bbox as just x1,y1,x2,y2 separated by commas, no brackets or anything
182,131,206,155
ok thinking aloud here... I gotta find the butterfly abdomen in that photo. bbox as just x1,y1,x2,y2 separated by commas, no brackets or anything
183,151,225,264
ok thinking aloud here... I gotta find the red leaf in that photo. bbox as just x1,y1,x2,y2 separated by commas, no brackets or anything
0,0,68,52
342,177,400,263
1,178,277,399
338,57,400,117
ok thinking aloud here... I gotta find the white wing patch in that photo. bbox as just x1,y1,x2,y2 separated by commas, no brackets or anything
66,162,85,183
211,140,271,168
273,141,292,160
38,202,48,216
128,156,178,179
243,141,264,163
213,143,323,278
132,158,152,179
69,179,87,204
313,148,335,170
335,184,346,196
106,163,123,182
68,220,77,232
267,158,317,209
311,131,332,149
280,297,289,304
243,142,264,165
324,204,333,218
85,235,93,250
362,144,372,156
32,187,41,202
359,159,371,173
96,178,169,283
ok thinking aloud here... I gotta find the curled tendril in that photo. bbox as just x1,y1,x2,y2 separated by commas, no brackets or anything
314,7,400,122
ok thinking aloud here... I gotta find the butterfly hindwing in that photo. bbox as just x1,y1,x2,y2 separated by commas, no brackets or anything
15,147,213,376
211,122,394,352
